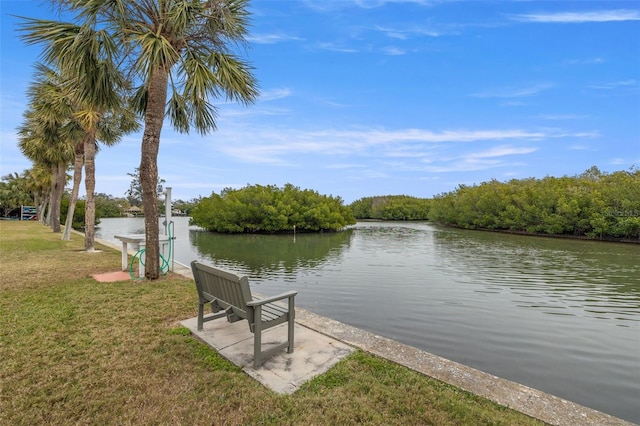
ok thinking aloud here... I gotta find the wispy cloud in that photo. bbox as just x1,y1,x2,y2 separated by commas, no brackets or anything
259,88,293,102
302,0,435,12
564,57,605,65
381,46,409,56
466,145,538,159
341,128,550,143
588,79,638,90
511,10,640,23
354,0,436,9
609,157,640,166
472,83,554,98
246,33,304,44
534,114,589,120
569,144,594,151
499,101,531,108
422,160,509,173
316,42,359,53
421,145,538,173
324,163,367,169
374,25,445,39
215,126,592,165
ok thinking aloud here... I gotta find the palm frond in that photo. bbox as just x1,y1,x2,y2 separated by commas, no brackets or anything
130,85,149,116
190,97,218,135
25,0,259,143
167,91,190,133
206,51,258,105
132,30,181,78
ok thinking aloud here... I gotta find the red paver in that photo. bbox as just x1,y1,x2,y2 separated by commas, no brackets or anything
92,271,132,282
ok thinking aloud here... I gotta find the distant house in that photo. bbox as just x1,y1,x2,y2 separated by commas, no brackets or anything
126,206,143,217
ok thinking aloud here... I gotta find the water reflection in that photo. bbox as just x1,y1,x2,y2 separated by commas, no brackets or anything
189,229,354,279
430,227,640,327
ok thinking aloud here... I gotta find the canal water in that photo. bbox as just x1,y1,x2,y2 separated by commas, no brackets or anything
96,217,640,423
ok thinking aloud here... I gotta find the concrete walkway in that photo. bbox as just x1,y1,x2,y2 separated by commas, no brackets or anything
92,235,634,426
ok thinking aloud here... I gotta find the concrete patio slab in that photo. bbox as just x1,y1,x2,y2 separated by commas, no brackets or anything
180,315,355,394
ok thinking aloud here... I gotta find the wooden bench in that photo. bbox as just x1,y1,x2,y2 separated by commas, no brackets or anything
190,261,298,368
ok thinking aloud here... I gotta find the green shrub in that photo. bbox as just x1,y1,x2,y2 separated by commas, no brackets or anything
190,183,355,233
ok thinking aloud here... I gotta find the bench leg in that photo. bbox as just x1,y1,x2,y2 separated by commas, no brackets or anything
253,305,262,368
288,298,295,353
197,302,204,331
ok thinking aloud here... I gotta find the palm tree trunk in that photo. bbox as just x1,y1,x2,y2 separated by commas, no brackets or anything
140,66,169,280
84,132,97,251
38,193,48,225
45,196,52,226
62,141,85,241
50,163,65,233
34,193,42,223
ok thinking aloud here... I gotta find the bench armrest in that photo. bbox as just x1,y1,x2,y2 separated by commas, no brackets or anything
246,290,298,307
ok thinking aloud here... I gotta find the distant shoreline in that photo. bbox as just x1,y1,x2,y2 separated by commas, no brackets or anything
435,222,640,244
357,219,640,244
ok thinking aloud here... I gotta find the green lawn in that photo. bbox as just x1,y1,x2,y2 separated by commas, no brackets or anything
0,221,545,425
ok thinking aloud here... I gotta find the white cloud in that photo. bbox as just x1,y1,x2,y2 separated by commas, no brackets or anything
302,0,435,12
569,144,594,151
608,158,639,166
421,146,538,173
565,57,605,65
259,88,293,102
246,33,304,44
324,163,367,169
588,79,638,90
422,160,504,173
316,42,359,53
466,145,538,159
472,83,553,98
381,46,408,56
499,101,531,107
374,25,444,39
512,10,640,23
215,126,592,164
354,0,435,9
534,114,589,120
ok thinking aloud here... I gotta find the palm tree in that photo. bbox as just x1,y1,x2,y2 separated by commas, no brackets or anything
61,132,87,241
80,107,139,250
18,54,138,250
17,118,71,232
17,67,76,233
0,172,34,217
25,165,53,223
22,0,258,278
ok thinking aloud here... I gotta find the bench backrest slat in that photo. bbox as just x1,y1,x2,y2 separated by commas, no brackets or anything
192,262,253,321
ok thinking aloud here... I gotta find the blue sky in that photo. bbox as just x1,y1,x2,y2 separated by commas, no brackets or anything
1,1,639,204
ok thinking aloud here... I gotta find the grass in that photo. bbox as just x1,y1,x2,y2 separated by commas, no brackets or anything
0,221,546,425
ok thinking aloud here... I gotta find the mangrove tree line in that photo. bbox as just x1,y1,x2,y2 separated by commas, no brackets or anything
350,195,431,220
428,167,640,240
190,184,355,233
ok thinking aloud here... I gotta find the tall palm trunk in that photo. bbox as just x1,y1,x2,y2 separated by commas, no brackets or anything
38,193,49,225
84,130,97,251
45,192,52,226
34,193,43,223
141,66,169,279
50,163,66,233
62,140,85,240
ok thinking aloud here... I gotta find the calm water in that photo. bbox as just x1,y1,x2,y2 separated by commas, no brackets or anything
96,217,640,423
